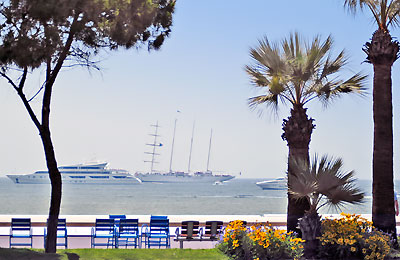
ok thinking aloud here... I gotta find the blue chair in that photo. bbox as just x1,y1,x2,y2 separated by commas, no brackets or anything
143,216,170,248
9,218,32,248
109,214,126,227
91,218,115,248
116,219,140,248
44,218,68,248
150,215,168,220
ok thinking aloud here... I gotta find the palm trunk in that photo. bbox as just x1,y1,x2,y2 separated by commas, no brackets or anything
282,104,314,234
365,29,398,240
40,127,61,253
298,211,321,259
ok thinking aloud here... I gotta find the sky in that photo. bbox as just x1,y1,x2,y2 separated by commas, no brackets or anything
0,0,399,180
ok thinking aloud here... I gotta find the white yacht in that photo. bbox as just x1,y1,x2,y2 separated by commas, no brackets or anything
256,177,286,190
135,171,235,183
7,162,142,185
137,122,235,183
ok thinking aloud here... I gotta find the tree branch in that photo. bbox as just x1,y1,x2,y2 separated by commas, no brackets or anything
0,69,42,130
42,11,79,127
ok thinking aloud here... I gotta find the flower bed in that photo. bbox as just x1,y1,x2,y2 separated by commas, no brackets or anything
318,213,391,260
218,220,304,260
219,215,393,260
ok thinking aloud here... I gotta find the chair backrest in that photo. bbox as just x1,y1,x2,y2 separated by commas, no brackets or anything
109,215,126,227
109,215,126,220
205,221,223,238
150,215,168,220
119,219,139,234
95,218,115,232
150,218,169,234
11,218,31,231
181,221,199,238
46,218,67,231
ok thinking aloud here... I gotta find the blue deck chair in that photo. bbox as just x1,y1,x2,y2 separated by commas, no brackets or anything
91,218,116,248
143,216,170,248
150,215,168,220
109,214,126,227
116,219,140,248
9,218,32,248
44,218,68,248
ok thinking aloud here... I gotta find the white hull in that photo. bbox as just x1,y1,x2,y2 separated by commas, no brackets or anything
7,174,141,185
136,172,234,183
7,163,141,185
256,178,286,190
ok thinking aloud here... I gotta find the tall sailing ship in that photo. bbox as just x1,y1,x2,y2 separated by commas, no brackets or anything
7,162,141,185
135,121,235,183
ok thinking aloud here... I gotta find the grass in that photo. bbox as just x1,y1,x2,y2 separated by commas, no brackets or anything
0,248,229,260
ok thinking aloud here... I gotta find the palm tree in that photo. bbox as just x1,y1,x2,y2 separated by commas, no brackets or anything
288,154,364,258
343,0,400,237
245,32,367,233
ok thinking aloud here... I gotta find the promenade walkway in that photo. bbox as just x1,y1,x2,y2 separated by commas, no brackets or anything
0,214,397,249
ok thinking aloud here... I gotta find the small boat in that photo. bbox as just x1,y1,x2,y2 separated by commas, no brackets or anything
7,162,142,185
256,177,286,190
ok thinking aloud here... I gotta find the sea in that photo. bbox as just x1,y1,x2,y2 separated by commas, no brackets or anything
0,177,393,216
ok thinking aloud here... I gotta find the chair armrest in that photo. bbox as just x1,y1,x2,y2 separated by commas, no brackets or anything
141,224,149,235
199,227,204,239
175,227,180,237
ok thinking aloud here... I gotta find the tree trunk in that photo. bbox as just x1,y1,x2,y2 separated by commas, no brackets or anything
282,104,314,234
40,127,61,253
365,29,398,240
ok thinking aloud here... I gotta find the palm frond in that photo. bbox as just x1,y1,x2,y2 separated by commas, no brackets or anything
314,72,367,106
387,1,400,26
248,94,279,112
246,31,367,113
249,38,286,76
287,154,365,214
288,156,317,200
325,183,364,210
344,0,400,30
319,50,348,80
288,172,317,200
245,65,270,87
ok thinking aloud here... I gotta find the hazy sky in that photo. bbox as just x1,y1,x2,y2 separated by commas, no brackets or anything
0,0,399,180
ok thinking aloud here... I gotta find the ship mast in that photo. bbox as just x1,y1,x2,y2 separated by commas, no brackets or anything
206,128,213,172
144,121,162,173
169,118,177,173
187,121,195,173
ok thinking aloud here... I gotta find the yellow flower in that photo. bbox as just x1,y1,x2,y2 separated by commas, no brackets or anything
351,247,356,252
232,239,239,249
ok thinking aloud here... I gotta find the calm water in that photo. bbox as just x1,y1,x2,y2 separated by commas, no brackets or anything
0,177,389,215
